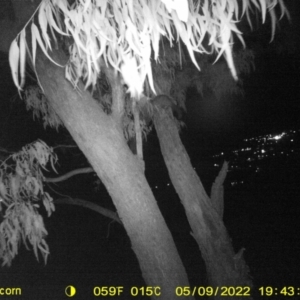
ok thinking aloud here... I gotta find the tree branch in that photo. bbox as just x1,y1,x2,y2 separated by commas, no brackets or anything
54,197,122,224
45,167,94,183
52,144,78,149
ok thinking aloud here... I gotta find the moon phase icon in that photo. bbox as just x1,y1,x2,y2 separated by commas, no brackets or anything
65,285,76,297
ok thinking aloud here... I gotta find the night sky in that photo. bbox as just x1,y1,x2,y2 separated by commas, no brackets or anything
0,1,299,299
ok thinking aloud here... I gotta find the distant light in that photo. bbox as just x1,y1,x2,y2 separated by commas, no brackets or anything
261,149,266,153
270,133,285,140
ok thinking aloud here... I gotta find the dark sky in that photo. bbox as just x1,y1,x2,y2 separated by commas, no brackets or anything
241,15,300,136
184,2,300,148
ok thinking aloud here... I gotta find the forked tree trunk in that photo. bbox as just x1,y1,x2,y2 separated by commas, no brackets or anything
35,49,193,299
153,106,253,298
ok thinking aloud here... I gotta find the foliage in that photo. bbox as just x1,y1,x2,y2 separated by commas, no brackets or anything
0,140,57,266
24,85,63,129
9,0,289,99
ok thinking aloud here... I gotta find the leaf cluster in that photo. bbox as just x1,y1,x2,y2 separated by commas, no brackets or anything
9,0,289,100
24,85,63,129
0,140,57,266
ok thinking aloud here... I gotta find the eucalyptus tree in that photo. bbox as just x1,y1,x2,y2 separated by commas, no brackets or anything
0,0,288,298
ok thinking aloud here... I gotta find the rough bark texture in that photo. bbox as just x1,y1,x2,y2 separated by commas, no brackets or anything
33,49,192,299
154,105,253,298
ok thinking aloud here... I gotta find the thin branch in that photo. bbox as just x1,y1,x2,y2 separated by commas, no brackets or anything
45,167,94,183
0,147,14,154
133,99,143,160
52,144,78,149
54,197,122,224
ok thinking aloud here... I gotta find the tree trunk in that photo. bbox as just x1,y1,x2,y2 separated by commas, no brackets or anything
34,49,192,299
154,106,253,297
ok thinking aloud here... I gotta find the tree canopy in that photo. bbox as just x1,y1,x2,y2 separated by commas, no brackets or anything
10,0,288,98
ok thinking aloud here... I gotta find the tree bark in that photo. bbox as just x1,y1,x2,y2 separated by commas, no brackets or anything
154,106,253,297
34,49,192,299
0,4,193,294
